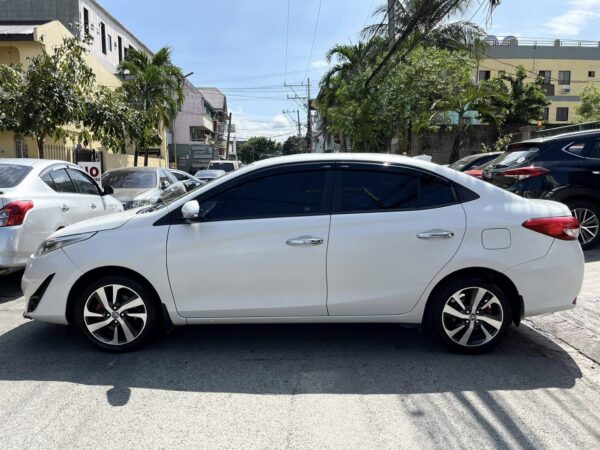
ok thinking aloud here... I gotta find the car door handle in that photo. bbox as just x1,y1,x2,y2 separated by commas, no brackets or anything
417,230,454,240
61,204,69,212
91,203,97,209
286,236,324,246
593,171,600,175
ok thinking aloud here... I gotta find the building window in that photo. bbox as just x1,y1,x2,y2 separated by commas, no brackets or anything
14,137,29,158
190,127,206,142
478,70,491,81
538,70,551,84
589,71,596,78
558,71,571,85
108,34,112,52
556,107,569,122
83,7,90,37
118,36,123,62
541,107,549,121
100,22,106,54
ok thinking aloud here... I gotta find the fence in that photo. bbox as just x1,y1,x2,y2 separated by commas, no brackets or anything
43,144,72,162
535,121,600,138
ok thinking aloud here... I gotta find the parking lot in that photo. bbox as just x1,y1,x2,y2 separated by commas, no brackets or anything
1,252,599,449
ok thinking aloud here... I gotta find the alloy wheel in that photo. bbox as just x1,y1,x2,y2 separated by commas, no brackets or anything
441,287,504,347
572,208,599,246
83,284,148,346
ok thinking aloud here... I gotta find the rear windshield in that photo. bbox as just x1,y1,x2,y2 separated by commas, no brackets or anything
208,162,235,172
449,154,480,171
102,171,157,189
0,164,33,188
489,146,539,168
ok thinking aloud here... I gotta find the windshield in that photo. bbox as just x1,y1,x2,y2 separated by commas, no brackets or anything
196,170,225,178
449,154,480,171
0,164,32,188
208,162,235,172
102,171,157,189
488,146,539,168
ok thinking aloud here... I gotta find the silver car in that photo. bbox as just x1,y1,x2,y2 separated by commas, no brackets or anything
0,159,122,275
102,167,187,210
193,169,226,183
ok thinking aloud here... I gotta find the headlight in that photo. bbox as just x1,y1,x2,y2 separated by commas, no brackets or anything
130,198,156,209
36,232,96,256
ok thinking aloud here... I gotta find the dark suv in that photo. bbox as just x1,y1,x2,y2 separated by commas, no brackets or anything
482,130,600,249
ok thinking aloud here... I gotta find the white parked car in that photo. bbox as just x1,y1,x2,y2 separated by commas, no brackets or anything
0,159,122,275
22,154,584,353
207,160,242,173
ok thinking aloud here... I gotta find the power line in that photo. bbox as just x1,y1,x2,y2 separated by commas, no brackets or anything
304,0,323,80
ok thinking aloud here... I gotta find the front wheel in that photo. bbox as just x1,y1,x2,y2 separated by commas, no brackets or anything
427,277,512,353
569,200,600,250
73,276,159,352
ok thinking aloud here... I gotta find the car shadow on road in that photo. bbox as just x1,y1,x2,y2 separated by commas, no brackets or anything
0,319,584,405
584,248,600,263
0,271,23,304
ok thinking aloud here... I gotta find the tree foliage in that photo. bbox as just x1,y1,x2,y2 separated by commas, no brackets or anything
238,137,282,164
576,85,600,122
282,135,306,155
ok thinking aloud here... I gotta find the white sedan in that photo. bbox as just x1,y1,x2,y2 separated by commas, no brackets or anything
22,154,584,353
0,159,122,275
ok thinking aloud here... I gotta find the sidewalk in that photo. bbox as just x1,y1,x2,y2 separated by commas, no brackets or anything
527,248,600,364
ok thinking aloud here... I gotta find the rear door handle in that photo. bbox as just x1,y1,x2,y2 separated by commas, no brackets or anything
417,230,454,240
91,203,97,209
593,171,600,175
61,204,69,212
286,236,324,246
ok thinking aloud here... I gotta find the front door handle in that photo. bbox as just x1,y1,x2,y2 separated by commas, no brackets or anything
91,203,97,209
417,230,454,240
286,236,324,246
593,171,600,175
61,204,69,212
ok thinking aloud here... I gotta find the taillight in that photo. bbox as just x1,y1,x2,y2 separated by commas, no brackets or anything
501,166,549,180
522,216,580,241
0,201,34,227
464,169,483,179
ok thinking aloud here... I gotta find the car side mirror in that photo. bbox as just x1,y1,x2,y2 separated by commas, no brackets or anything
161,180,170,190
181,200,200,222
102,185,114,196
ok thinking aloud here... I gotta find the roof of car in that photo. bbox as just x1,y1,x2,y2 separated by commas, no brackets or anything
517,128,600,145
0,158,74,167
105,166,163,173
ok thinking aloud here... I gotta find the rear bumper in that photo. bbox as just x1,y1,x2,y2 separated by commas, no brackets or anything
0,226,30,270
505,240,584,317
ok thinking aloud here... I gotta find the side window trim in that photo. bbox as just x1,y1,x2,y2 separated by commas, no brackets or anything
331,162,459,214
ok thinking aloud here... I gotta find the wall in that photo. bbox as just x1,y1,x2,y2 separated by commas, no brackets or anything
0,0,79,35
103,153,164,171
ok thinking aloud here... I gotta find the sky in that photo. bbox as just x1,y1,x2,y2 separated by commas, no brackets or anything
100,0,600,141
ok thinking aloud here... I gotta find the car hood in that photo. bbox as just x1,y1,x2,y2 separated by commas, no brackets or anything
51,209,139,238
110,188,158,202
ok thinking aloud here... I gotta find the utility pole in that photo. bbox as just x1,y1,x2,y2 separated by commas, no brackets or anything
306,78,312,153
388,0,395,50
283,109,302,137
297,110,301,137
225,112,233,159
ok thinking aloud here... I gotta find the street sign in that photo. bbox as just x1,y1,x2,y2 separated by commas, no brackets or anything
78,162,102,188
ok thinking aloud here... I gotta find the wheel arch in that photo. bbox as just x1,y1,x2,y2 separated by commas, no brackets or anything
66,266,170,328
423,267,523,329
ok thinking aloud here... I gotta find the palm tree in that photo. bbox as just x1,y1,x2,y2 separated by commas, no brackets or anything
118,47,184,166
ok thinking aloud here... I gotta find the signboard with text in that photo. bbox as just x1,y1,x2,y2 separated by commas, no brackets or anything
78,162,102,188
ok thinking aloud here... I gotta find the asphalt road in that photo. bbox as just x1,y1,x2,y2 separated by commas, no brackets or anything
1,263,600,449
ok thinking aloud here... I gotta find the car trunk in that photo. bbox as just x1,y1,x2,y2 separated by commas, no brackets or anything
482,144,544,188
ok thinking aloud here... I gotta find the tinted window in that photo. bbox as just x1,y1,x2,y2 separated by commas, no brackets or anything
172,171,187,181
339,170,418,212
337,167,455,213
41,172,56,190
564,141,587,157
208,162,235,172
160,170,172,187
198,170,327,221
0,164,32,187
102,171,157,189
50,169,77,193
68,169,100,195
490,145,539,168
586,140,600,159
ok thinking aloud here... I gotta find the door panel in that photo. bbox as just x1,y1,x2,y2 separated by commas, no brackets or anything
327,205,466,315
167,215,330,317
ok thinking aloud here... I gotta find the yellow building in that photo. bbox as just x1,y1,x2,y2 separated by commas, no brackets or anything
0,20,167,168
478,36,600,124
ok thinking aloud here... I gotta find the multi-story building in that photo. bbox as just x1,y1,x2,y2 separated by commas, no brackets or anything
479,36,600,124
197,87,230,157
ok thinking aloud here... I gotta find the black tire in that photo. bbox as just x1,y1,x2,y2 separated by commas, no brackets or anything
568,199,600,250
73,275,160,352
427,277,512,354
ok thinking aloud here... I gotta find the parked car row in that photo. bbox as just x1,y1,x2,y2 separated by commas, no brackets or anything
0,160,240,275
450,130,600,249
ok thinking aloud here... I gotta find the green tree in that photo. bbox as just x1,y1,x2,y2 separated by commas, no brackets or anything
118,47,185,166
0,37,95,158
282,135,306,155
238,137,282,164
576,85,600,122
478,66,549,126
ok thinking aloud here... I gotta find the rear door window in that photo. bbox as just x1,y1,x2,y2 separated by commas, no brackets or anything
0,165,32,187
584,140,600,159
563,141,588,157
67,169,100,195
49,169,77,193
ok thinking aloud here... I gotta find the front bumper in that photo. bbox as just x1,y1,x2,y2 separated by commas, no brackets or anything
22,249,83,325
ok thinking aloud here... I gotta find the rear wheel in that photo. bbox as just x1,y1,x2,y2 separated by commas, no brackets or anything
74,276,159,352
569,200,600,250
428,277,512,353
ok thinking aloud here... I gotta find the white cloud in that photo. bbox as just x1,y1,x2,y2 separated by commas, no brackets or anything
232,110,298,142
310,59,330,70
545,1,600,36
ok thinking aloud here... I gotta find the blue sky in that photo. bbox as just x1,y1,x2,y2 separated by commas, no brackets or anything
100,0,600,140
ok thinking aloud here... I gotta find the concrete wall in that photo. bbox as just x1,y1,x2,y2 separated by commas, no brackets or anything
0,0,79,35
104,153,164,171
